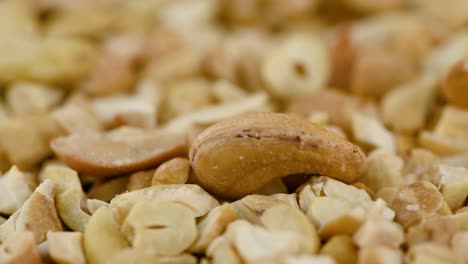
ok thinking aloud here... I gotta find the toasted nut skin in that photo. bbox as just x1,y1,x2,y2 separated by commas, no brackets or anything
190,112,367,199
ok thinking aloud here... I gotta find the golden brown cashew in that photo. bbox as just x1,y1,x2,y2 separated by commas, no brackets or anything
189,112,367,199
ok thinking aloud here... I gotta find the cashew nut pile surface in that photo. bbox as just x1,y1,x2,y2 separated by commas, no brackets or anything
0,0,468,263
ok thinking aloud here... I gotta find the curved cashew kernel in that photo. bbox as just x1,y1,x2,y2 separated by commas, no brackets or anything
260,203,320,254
0,166,34,215
190,203,237,253
190,112,367,199
44,166,90,232
110,184,219,225
47,231,85,264
0,232,41,264
0,179,62,244
121,201,197,255
51,127,187,177
152,157,190,185
84,206,129,264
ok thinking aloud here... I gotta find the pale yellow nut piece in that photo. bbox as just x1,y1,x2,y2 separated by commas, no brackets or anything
402,149,440,185
127,169,154,191
0,113,64,169
406,242,463,264
86,199,108,215
342,0,403,13
91,93,156,129
231,193,299,224
320,235,358,264
190,203,237,253
376,187,398,205
351,112,395,151
108,249,197,264
261,34,329,99
260,203,320,254
391,181,444,227
164,93,269,134
406,215,459,247
44,166,90,232
452,231,468,262
319,176,373,205
88,176,129,202
152,157,190,185
47,231,85,264
206,236,242,264
438,165,468,211
109,184,219,225
442,56,468,108
0,180,62,244
442,153,468,169
0,1,38,35
51,127,187,177
212,80,248,103
190,112,367,199
353,199,403,249
53,95,103,135
381,75,436,132
358,246,402,264
251,255,335,264
6,82,62,116
225,220,305,262
449,211,468,231
308,111,330,126
419,132,468,156
0,166,34,215
0,232,41,264
254,178,288,195
361,148,403,192
298,184,318,214
84,206,129,264
121,201,197,255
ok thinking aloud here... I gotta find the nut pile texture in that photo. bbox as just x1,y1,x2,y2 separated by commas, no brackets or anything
0,0,468,264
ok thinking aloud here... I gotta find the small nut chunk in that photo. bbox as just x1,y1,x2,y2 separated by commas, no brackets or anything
127,169,154,191
358,246,402,264
452,231,468,262
438,165,468,211
225,220,305,262
53,95,103,135
44,166,91,232
88,176,129,202
121,201,197,255
190,112,367,199
6,82,62,116
391,181,444,227
152,157,190,185
406,242,462,264
109,249,197,264
406,215,459,247
51,127,187,177
0,166,34,215
84,206,129,264
442,57,468,108
86,199,108,215
261,34,329,99
110,184,219,224
47,232,85,264
260,203,320,254
251,255,335,264
0,180,62,244
206,236,242,264
190,203,237,253
320,235,358,264
351,112,396,151
361,149,403,192
0,232,42,264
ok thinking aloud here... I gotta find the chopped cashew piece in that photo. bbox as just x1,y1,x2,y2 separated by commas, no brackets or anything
206,236,242,264
109,249,197,264
406,215,459,247
88,176,129,202
351,112,395,151
358,246,402,264
231,193,299,224
110,184,219,224
127,169,154,191
6,82,62,116
86,199,108,214
0,180,62,244
53,95,103,134
47,231,85,264
406,242,462,264
151,157,190,185
0,166,34,215
391,181,443,227
320,235,358,264
442,57,468,108
121,201,197,255
225,220,306,262
438,165,468,211
452,232,468,262
254,178,288,195
260,203,320,254
360,149,403,192
84,206,129,264
251,255,336,264
212,79,248,103
51,127,187,177
190,203,237,253
44,166,90,232
0,232,42,264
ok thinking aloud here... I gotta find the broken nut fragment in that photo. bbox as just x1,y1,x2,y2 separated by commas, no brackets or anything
51,127,187,177
0,166,34,215
121,201,197,255
190,112,367,199
152,157,190,185
0,232,42,264
47,231,85,264
442,57,468,108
